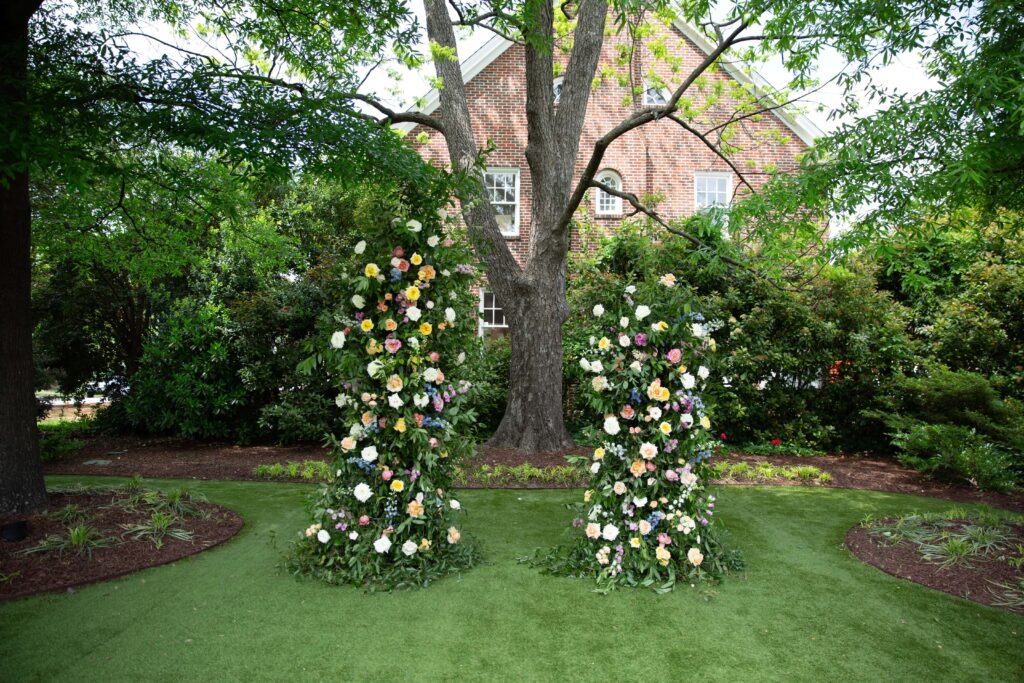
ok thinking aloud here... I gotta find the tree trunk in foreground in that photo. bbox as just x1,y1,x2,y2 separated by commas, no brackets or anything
488,283,574,451
1,1,47,515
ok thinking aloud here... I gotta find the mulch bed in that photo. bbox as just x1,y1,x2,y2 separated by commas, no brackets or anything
0,491,243,601
845,522,1024,614
43,435,1024,511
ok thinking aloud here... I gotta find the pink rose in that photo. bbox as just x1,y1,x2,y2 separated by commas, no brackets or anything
665,469,680,482
429,437,439,448
392,246,405,257
384,338,402,354
396,259,410,272
381,469,393,481
358,515,370,526
667,348,682,364
645,461,657,472
657,533,672,545
429,351,440,362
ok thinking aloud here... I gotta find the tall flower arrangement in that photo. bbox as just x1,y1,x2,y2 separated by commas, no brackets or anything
288,209,480,589
545,278,740,592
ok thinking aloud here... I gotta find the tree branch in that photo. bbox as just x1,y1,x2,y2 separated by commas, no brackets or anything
346,93,447,134
666,114,755,193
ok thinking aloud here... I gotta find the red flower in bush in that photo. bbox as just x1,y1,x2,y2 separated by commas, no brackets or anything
771,438,782,446
720,433,727,440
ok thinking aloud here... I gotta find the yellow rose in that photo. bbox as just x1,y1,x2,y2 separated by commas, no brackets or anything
419,323,432,336
361,319,374,332
630,537,641,548
410,253,423,266
709,337,717,352
390,479,405,492
447,526,461,544
364,263,380,277
366,339,382,355
598,337,610,350
656,546,671,566
659,421,672,435
659,387,671,401
593,447,605,460
394,418,407,433
656,320,668,331
407,500,424,517
386,375,404,393
700,415,711,430
419,538,432,551
584,489,593,502
629,459,646,478
406,286,421,301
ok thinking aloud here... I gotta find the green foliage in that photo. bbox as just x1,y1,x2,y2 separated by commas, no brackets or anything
37,419,91,462
891,424,1017,493
254,460,333,482
455,463,589,488
709,460,830,484
20,524,116,559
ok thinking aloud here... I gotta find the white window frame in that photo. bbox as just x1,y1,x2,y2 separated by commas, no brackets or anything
484,167,521,238
478,289,509,336
553,76,564,105
693,172,733,211
594,170,623,216
642,79,669,106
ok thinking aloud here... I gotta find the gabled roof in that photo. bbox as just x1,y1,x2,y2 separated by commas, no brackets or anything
396,20,823,146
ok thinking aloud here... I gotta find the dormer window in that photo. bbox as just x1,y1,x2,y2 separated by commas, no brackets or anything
553,77,564,105
595,170,623,216
643,80,668,106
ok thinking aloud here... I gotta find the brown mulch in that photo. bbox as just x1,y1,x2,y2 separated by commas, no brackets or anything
0,491,243,601
43,435,1024,511
845,522,1024,614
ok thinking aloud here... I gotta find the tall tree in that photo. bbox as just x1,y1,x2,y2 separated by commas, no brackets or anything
411,0,974,451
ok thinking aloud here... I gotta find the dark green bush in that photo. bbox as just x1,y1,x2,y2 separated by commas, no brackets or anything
892,423,1017,492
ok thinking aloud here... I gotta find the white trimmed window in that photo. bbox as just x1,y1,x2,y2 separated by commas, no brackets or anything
595,170,622,216
694,172,732,210
643,80,668,106
553,77,564,105
478,289,508,337
484,168,520,237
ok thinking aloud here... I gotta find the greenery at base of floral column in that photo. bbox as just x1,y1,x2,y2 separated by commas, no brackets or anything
532,277,742,592
286,204,481,590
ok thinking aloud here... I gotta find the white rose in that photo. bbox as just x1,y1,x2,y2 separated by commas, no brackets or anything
681,413,694,428
407,306,422,321
408,337,420,349
354,240,366,254
423,368,439,383
366,360,384,378
401,540,418,556
633,496,648,508
691,322,708,338
374,536,393,553
427,235,440,247
601,524,620,541
330,331,346,349
349,423,363,438
406,219,422,232
414,394,429,408
353,483,373,502
317,529,331,544
619,335,631,348
426,301,434,309
625,285,637,294
682,373,696,390
351,294,366,309
698,366,710,379
445,307,456,323
635,305,651,320
388,394,404,409
457,351,466,365
590,360,604,373
593,304,605,317
590,461,601,474
648,406,663,420
335,394,349,408
579,358,592,372
603,415,621,435
449,499,461,510
620,316,629,328
348,531,359,540
629,361,641,371
360,446,378,462
613,481,626,495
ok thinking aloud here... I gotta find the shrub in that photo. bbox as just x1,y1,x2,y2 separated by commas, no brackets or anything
38,419,91,462
892,424,1017,492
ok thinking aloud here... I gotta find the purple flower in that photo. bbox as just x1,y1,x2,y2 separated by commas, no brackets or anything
634,333,648,347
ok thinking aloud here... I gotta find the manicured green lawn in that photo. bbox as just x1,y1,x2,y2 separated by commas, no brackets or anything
2,477,1021,682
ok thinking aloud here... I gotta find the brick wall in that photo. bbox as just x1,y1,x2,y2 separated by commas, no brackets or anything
410,20,808,286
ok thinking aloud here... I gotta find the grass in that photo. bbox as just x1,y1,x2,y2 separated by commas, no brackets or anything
1,477,1021,682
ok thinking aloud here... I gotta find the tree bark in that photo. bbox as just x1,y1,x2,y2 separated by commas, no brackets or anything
0,0,47,514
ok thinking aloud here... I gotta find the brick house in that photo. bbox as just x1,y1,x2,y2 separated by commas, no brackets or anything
400,18,819,336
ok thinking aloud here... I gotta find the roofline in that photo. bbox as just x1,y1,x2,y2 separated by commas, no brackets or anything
396,21,823,146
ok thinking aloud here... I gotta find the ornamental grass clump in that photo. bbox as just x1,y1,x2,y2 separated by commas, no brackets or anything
537,279,741,592
287,206,481,589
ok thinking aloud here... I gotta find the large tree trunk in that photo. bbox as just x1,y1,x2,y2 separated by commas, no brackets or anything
488,281,574,451
0,0,47,514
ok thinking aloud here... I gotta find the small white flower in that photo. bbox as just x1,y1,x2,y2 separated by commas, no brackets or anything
697,366,710,379
353,483,373,502
330,331,346,349
374,536,393,553
601,524,620,541
579,358,592,372
401,540,418,556
590,461,601,474
388,394,404,409
406,306,422,321
335,394,350,408
427,235,440,248
408,337,420,349
351,295,366,309
426,301,434,310
635,305,651,320
691,322,708,338
613,481,626,495
681,413,694,428
423,367,440,383
590,360,604,374
682,373,696,390
449,499,461,510
441,269,451,277
593,304,605,317
625,285,637,294
317,529,331,544
603,415,621,435
445,307,456,323
633,496,648,508
619,316,629,328
406,219,422,232
619,335,631,348
456,351,466,365
413,394,429,408
629,361,641,371
354,240,367,254
367,360,384,378
361,445,378,462
349,531,359,540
